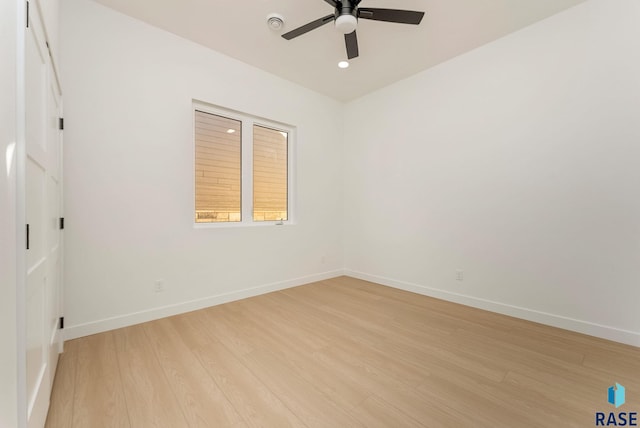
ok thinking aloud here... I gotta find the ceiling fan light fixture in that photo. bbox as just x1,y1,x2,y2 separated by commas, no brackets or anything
335,14,357,34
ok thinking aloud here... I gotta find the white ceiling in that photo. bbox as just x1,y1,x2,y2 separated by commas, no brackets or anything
91,0,586,102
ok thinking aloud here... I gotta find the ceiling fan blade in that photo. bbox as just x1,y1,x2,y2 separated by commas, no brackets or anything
358,8,425,25
345,31,359,59
282,14,335,40
324,0,338,7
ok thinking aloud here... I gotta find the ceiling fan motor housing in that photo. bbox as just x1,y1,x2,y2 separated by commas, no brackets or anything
335,0,358,34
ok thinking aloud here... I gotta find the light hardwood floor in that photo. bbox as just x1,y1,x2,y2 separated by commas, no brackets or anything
46,276,640,427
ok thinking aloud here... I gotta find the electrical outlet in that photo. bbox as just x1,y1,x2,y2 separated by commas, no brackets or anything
154,279,165,293
455,269,464,281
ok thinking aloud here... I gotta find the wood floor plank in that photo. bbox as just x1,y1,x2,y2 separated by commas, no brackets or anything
46,276,640,427
112,324,188,428
240,348,365,428
190,304,257,357
311,342,483,427
193,340,305,428
446,327,604,391
44,340,78,428
582,346,640,379
71,332,130,428
281,282,398,346
452,322,586,365
255,291,432,388
351,395,425,428
165,312,219,350
217,295,370,411
499,370,593,427
417,370,546,428
142,317,245,427
233,294,330,352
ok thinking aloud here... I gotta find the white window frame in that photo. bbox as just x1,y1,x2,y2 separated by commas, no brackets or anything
193,101,296,228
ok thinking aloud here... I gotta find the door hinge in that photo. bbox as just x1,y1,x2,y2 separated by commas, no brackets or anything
58,118,64,130
26,1,29,28
59,317,64,329
26,224,30,250
59,217,65,230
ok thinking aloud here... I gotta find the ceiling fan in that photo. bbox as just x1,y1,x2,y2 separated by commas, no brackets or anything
281,0,425,60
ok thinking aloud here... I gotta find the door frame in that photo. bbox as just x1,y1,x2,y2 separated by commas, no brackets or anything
16,0,28,426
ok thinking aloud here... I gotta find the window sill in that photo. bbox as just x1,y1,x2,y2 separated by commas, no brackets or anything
193,221,295,229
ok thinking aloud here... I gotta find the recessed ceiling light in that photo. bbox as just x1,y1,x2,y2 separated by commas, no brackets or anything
338,60,349,69
227,129,236,134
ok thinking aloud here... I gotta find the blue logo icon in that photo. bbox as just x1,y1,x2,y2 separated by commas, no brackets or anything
596,383,636,426
608,383,626,408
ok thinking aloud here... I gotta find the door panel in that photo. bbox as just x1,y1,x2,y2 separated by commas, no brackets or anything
25,266,46,413
25,1,63,426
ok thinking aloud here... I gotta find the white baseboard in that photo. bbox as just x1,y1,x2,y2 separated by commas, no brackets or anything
65,268,639,348
64,269,345,340
345,270,640,348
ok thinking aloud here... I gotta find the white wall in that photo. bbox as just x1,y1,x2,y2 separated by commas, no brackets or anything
59,0,344,338
60,0,639,346
344,0,640,346
1,0,19,425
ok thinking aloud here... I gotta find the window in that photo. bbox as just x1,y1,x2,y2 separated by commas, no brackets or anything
253,125,288,221
194,111,242,222
194,103,294,225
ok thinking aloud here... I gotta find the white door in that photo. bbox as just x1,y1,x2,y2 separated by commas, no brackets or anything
25,1,63,426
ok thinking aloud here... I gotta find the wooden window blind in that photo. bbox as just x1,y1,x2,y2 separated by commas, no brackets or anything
194,111,241,223
253,125,288,222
